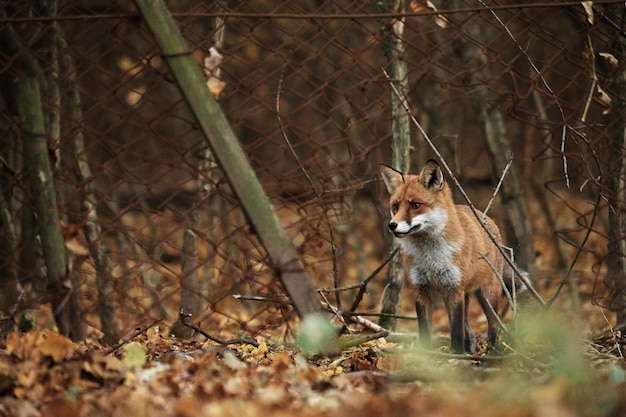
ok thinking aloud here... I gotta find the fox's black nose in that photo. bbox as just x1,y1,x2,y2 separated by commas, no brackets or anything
388,222,398,232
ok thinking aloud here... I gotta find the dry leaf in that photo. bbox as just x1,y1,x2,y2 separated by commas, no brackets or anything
207,78,226,97
204,47,226,98
60,221,89,256
124,341,147,370
222,350,247,371
39,332,75,363
408,0,448,28
596,84,612,113
599,52,619,68
581,1,594,24
125,87,146,108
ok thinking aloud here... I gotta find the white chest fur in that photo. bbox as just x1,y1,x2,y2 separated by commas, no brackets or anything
399,235,462,289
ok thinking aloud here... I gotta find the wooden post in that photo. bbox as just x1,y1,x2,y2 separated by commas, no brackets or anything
133,0,324,318
378,0,412,330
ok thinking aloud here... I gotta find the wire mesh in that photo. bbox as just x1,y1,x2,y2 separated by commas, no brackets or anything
1,0,625,342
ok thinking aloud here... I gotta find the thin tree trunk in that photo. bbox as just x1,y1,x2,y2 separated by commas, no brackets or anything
16,76,71,336
451,8,538,280
603,4,626,328
607,125,626,328
39,0,87,342
170,210,204,338
0,185,19,335
171,6,227,338
59,35,119,344
1,11,71,334
378,0,411,331
134,0,324,318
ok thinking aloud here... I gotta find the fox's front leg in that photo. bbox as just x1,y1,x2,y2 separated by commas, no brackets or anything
444,291,466,354
464,293,477,353
415,291,433,349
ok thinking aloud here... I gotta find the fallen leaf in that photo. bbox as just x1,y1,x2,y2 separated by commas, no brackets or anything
222,350,247,371
40,397,81,417
40,332,75,363
124,341,147,370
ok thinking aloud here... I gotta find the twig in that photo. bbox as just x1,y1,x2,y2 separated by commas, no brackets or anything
502,341,549,368
396,346,511,363
104,318,163,355
233,294,291,303
338,331,389,350
383,68,546,307
546,128,602,308
319,291,351,330
342,311,417,321
342,313,389,333
480,253,515,315
349,247,399,313
598,308,623,358
179,310,259,347
482,158,512,219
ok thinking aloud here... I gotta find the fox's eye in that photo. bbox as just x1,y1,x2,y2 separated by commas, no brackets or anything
391,203,399,212
410,202,421,210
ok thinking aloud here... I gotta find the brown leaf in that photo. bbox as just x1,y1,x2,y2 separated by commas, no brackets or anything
39,332,76,363
40,397,81,417
408,0,448,28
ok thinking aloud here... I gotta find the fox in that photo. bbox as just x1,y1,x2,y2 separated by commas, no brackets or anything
380,159,507,354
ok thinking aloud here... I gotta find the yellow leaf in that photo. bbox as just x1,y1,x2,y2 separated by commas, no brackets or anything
5,333,20,357
207,78,226,97
124,341,147,370
39,332,75,363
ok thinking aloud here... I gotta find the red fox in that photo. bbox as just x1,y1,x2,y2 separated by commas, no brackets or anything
380,160,506,353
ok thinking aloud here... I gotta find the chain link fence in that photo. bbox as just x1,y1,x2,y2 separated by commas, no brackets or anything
1,0,625,343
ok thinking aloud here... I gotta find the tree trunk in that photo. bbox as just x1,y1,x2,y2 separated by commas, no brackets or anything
57,34,117,343
16,77,71,336
450,6,538,280
39,0,88,342
603,4,626,328
2,5,71,334
378,0,411,331
0,186,19,335
133,0,324,318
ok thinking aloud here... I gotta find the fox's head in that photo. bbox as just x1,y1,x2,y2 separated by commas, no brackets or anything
380,160,449,238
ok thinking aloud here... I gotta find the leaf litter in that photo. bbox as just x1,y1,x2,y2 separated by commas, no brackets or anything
0,318,625,417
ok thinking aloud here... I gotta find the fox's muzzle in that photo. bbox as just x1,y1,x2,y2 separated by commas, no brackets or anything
388,221,420,237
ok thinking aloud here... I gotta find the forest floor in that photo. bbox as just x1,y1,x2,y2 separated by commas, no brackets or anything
1,187,624,416
1,274,625,417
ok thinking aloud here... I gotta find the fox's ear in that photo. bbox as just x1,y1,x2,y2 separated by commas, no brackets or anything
418,159,445,190
380,164,404,194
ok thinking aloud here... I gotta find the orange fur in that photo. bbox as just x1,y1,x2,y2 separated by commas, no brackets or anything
380,160,503,353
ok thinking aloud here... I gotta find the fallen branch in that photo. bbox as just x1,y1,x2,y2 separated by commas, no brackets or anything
105,318,163,355
179,310,259,347
338,331,389,350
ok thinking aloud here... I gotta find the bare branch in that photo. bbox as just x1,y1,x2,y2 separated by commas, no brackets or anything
179,310,259,347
